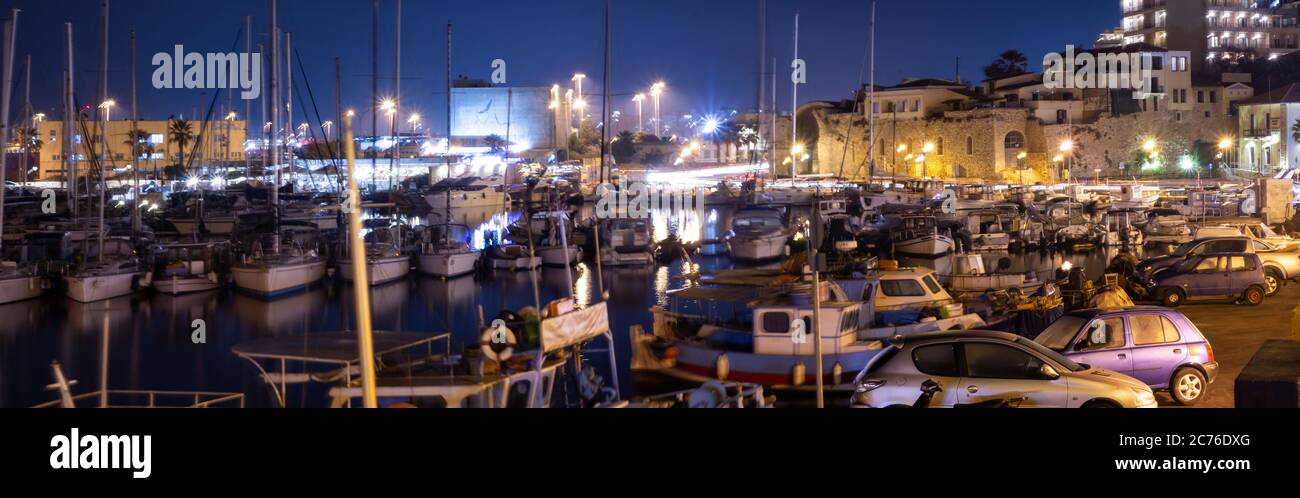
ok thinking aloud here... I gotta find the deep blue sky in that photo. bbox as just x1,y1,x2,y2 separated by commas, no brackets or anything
3,0,1115,132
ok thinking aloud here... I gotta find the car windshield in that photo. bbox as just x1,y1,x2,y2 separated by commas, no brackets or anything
1034,316,1088,351
1171,240,1199,256
1017,337,1087,372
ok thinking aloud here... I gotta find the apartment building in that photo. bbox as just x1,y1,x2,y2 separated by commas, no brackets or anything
1119,0,1300,67
15,119,249,180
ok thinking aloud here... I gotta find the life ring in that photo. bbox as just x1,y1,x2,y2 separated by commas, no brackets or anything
480,326,517,361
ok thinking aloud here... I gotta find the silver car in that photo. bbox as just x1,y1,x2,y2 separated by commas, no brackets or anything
851,331,1158,408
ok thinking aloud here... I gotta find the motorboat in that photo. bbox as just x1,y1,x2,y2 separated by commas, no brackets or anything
890,215,953,257
599,218,654,267
425,176,510,210
725,208,793,263
151,242,225,295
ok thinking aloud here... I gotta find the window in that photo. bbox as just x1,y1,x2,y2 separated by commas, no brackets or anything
912,344,959,377
1210,91,1218,103
880,279,926,297
761,312,790,334
1131,314,1181,346
911,99,920,112
936,137,944,156
966,136,974,155
1194,257,1221,273
922,275,943,294
1077,317,1126,352
1004,131,1025,149
963,343,1046,380
1229,256,1256,272
1198,90,1205,103
1056,109,1068,124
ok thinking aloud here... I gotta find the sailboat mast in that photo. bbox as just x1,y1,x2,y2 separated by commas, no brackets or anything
131,30,140,241
391,0,401,191
868,0,876,182
790,12,799,179
286,31,293,189
245,16,252,179
270,0,280,254
97,0,109,262
21,54,30,187
370,0,378,191
64,23,75,220
0,10,17,255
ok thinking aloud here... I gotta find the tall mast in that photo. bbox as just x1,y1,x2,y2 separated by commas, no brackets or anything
244,16,251,179
790,12,799,179
757,0,765,116
22,54,31,187
445,22,451,181
391,0,401,190
64,23,75,219
131,30,140,241
285,31,292,188
269,0,280,253
97,0,108,262
0,10,18,256
868,1,876,181
370,0,378,190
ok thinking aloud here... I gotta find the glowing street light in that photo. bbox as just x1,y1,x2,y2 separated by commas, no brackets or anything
650,81,666,136
1059,139,1074,152
632,93,646,133
571,73,587,101
1142,138,1158,153
922,142,935,154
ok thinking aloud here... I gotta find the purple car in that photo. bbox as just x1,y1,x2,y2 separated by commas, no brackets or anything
1034,307,1219,405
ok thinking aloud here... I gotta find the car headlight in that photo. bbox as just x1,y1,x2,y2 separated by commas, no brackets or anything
1131,386,1156,406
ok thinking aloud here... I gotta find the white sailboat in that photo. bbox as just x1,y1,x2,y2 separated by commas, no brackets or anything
417,231,479,278
0,263,44,305
151,242,223,295
339,242,411,286
65,237,150,303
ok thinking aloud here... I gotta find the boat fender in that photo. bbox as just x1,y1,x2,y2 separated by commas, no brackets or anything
831,361,843,386
715,353,730,381
791,361,807,387
479,325,517,362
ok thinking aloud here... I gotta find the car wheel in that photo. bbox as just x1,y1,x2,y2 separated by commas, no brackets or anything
1242,286,1265,306
1160,287,1185,308
1264,269,1283,297
1082,399,1120,408
1171,367,1207,406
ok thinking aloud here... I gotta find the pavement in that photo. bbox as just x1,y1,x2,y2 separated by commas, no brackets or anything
1165,283,1300,408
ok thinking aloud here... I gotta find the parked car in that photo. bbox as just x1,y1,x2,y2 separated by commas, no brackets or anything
1148,252,1267,307
1193,219,1300,250
1033,307,1219,405
850,331,1158,408
1137,236,1300,296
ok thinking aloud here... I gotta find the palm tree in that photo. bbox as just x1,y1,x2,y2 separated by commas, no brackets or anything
124,129,156,181
484,134,506,154
168,119,195,177
984,50,1029,80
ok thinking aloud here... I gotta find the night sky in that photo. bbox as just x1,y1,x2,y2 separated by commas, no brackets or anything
3,0,1114,132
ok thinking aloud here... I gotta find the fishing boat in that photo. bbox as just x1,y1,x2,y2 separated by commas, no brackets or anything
726,207,793,263
231,225,328,298
151,242,225,295
640,276,984,389
416,224,479,278
890,215,953,257
600,218,654,267
425,176,510,210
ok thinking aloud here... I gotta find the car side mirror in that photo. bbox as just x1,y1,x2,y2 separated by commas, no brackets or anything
1039,364,1061,380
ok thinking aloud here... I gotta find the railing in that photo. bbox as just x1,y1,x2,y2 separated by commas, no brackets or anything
32,390,246,409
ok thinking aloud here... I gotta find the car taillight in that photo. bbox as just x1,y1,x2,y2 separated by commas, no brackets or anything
1206,343,1215,363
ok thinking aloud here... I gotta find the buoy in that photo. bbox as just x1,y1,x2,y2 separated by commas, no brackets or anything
831,361,843,386
791,361,807,386
479,326,517,362
715,354,730,381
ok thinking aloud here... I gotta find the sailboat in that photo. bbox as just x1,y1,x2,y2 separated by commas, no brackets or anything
416,223,479,278
151,242,223,295
65,236,151,303
0,11,43,305
338,222,411,286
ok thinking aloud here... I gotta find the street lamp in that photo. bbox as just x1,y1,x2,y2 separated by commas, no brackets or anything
98,100,115,161
650,82,666,137
632,93,646,134
323,121,334,141
1017,151,1028,185
1218,137,1233,169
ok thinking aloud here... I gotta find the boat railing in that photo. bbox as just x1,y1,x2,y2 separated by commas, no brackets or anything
32,390,246,409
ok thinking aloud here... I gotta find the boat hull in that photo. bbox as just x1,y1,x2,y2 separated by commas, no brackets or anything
65,272,141,303
601,249,653,267
894,234,953,257
231,261,327,298
0,275,44,305
416,251,479,278
425,191,508,209
153,275,220,295
671,343,881,387
339,256,412,286
539,246,583,266
726,234,790,262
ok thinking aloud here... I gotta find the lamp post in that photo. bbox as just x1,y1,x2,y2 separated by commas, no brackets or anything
632,93,645,134
1218,137,1233,171
1059,139,1074,183
650,82,665,137
98,100,115,163
1016,151,1028,185
922,142,935,178
896,144,907,179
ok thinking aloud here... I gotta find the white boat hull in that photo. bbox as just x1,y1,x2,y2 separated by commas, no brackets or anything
153,275,220,295
339,256,411,286
491,255,542,271
539,246,583,266
425,191,509,209
232,260,327,298
894,235,953,257
65,272,141,303
417,251,479,278
0,275,44,304
726,234,791,262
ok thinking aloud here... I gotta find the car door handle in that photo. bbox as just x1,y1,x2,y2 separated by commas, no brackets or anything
967,386,979,394
1173,349,1182,354
1118,354,1127,360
